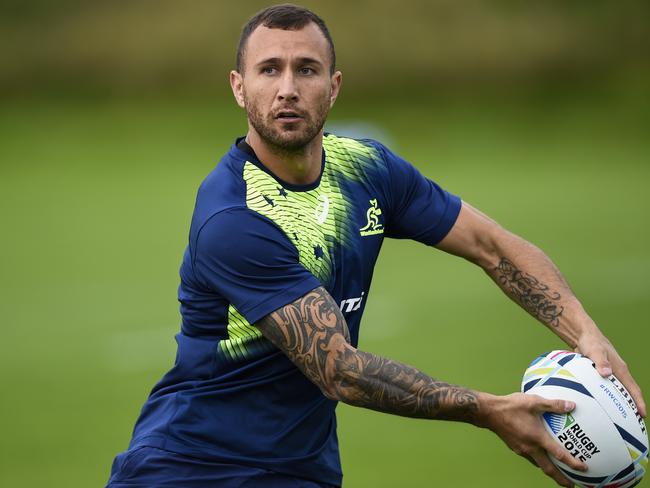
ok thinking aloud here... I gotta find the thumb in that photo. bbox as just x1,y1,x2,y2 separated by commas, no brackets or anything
539,398,576,414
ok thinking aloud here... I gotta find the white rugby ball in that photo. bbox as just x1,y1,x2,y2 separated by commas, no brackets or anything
522,350,648,488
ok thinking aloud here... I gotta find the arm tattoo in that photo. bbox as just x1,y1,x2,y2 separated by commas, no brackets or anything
257,287,479,423
494,257,564,327
335,348,479,422
257,286,347,390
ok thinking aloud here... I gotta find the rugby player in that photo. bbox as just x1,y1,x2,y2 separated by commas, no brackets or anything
106,4,646,487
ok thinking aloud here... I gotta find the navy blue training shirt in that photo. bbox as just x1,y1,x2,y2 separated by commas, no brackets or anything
127,134,462,486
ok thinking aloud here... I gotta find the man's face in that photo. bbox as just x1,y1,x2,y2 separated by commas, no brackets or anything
230,23,342,152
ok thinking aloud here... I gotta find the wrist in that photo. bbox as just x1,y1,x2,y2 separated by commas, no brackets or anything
558,301,600,348
472,392,504,429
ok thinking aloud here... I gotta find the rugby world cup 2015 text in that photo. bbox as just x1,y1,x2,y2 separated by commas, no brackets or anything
557,423,601,463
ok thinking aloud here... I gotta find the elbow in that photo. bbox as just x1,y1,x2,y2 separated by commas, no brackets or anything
316,370,343,401
470,233,501,271
318,378,348,402
474,244,500,271
320,385,342,402
318,347,362,404
472,224,521,271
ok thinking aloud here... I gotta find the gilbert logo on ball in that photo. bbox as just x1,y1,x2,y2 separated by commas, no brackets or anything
522,350,648,488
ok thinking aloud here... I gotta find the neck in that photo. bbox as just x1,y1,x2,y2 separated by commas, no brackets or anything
246,130,323,186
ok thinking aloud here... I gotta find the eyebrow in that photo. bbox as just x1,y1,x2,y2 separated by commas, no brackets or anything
255,57,324,67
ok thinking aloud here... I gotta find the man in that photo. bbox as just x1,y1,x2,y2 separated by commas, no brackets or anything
107,4,645,487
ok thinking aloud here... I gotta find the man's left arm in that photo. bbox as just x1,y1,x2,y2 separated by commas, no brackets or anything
436,201,646,417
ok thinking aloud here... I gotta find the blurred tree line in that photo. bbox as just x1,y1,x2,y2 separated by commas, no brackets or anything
0,0,648,99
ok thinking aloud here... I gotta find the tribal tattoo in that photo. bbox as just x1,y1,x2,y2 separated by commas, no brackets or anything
256,287,479,422
494,257,564,327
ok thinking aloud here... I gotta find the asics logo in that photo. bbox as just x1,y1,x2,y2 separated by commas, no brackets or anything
315,194,330,224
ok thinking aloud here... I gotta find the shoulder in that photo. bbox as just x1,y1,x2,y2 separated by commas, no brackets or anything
190,207,300,275
190,144,252,235
189,144,295,255
194,207,292,253
197,148,247,210
323,133,411,171
323,133,387,161
323,133,395,183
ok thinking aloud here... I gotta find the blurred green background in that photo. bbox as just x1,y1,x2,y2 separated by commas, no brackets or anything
1,1,648,486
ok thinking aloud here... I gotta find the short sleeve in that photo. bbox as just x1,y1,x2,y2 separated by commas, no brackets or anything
378,143,462,246
192,208,321,324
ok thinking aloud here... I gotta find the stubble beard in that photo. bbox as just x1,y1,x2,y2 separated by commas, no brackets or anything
244,94,330,156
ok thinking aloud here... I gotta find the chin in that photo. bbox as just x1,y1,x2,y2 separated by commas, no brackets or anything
274,138,311,151
268,130,317,151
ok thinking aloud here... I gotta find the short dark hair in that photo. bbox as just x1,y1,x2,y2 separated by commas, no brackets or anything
236,4,336,75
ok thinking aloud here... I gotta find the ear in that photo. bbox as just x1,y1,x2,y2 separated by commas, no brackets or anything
230,70,246,108
329,71,342,108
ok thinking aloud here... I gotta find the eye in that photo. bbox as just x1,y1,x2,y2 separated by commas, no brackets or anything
261,66,277,75
299,67,315,75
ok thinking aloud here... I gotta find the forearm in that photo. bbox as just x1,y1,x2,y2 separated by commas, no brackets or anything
437,203,599,346
341,348,591,487
257,286,480,423
438,203,646,417
333,344,480,422
484,231,598,347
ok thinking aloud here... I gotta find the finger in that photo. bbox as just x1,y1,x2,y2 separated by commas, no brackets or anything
610,359,647,418
587,347,612,377
522,452,537,467
541,434,588,472
530,449,574,488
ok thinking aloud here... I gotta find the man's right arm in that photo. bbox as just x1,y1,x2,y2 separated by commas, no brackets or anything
257,286,587,487
257,286,478,420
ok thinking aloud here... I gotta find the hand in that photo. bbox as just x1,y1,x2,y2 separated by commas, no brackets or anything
477,392,588,488
575,330,646,417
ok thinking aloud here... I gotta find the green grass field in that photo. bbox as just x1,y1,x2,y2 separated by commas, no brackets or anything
1,95,648,487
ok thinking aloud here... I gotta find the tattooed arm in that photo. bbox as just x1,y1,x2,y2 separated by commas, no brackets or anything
257,286,478,421
257,286,588,487
436,201,646,416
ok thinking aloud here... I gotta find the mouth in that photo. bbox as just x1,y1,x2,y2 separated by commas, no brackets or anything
274,110,303,123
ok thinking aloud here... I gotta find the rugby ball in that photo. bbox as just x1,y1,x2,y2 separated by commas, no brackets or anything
522,350,648,488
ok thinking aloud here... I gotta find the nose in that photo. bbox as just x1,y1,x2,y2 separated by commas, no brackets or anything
277,71,299,102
